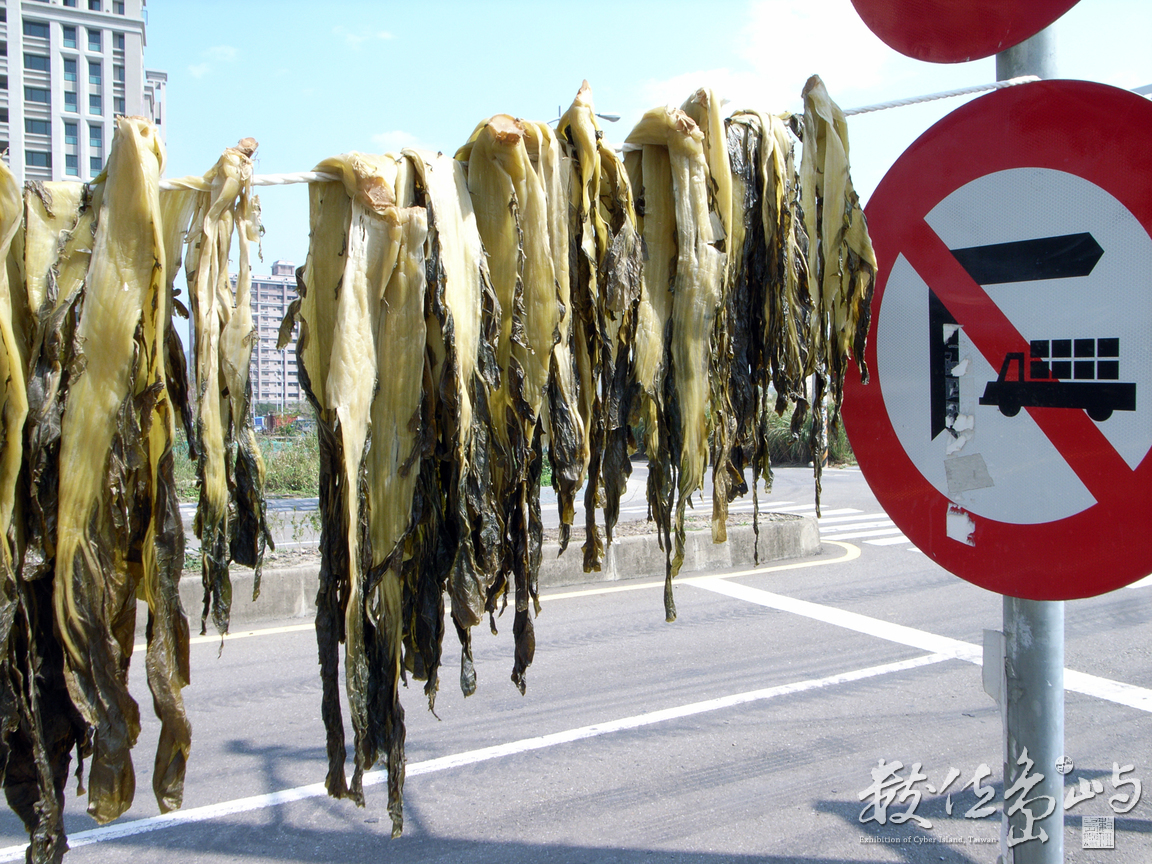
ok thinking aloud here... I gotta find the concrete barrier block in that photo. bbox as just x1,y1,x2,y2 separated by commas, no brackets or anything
145,511,819,636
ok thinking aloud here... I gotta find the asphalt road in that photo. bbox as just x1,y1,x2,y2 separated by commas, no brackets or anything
14,467,1152,863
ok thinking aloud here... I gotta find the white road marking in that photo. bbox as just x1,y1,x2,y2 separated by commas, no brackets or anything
866,535,915,547
133,623,313,654
91,538,1150,857
767,505,863,516
817,513,892,525
823,527,905,541
689,577,1152,714
0,651,949,858
818,520,898,534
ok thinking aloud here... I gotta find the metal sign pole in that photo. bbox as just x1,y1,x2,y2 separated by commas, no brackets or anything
991,30,1065,864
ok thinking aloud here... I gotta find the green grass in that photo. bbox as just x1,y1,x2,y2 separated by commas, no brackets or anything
262,434,320,496
173,430,320,502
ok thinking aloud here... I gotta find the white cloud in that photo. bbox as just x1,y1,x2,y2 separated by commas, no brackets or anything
636,0,910,120
205,45,237,61
332,26,394,48
737,0,896,106
186,45,238,80
370,130,424,153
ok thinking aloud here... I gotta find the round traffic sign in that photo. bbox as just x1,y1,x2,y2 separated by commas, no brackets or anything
843,79,1152,600
850,0,1080,63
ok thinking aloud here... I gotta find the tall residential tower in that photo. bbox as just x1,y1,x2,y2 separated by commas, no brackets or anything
247,260,302,411
1,0,165,184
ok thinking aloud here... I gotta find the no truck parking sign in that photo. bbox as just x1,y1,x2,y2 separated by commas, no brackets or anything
843,79,1152,600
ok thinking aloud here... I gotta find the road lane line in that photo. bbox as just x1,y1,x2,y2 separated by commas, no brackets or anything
0,651,949,858
689,577,1152,714
133,543,864,654
132,623,314,654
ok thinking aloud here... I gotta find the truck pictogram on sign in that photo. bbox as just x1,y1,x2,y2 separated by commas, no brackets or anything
979,338,1136,422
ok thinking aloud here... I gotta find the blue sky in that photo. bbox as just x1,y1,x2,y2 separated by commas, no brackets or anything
147,0,1152,274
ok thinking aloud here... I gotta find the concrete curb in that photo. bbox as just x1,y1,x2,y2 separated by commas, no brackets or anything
152,513,819,636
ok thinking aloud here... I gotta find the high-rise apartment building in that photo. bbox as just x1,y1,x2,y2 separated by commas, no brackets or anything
1,0,166,184
248,260,302,411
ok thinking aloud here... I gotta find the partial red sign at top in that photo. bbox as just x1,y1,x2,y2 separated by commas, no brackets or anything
850,0,1080,63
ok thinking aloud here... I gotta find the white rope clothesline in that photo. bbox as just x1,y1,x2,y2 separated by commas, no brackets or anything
159,170,340,192
155,76,1042,191
842,74,1040,116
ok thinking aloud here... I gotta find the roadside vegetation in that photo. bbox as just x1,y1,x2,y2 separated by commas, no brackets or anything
174,423,320,502
762,405,855,467
173,403,853,505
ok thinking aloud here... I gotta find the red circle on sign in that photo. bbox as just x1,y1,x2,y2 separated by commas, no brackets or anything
843,80,1152,600
851,0,1079,63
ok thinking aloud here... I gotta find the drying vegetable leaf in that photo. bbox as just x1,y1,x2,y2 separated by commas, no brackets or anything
402,148,501,700
460,114,571,693
799,75,877,508
719,108,809,559
625,105,725,621
219,165,273,586
0,165,83,864
184,138,272,635
53,116,190,825
285,172,351,805
288,152,432,837
558,82,642,570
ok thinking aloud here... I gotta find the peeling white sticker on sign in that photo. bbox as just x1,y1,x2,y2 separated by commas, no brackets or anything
947,505,976,546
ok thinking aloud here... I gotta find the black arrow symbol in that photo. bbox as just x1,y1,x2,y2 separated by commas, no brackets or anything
949,232,1104,285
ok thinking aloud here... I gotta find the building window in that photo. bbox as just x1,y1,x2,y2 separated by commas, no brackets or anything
25,88,51,105
66,155,79,176
26,152,51,169
64,0,78,6
63,27,78,49
89,0,102,11
114,33,125,51
89,124,102,148
23,22,50,40
89,94,102,115
90,156,102,173
0,42,6,57
114,0,125,13
114,65,124,83
65,92,78,112
0,109,8,123
114,97,126,115
0,77,7,92
88,29,102,52
24,54,50,72
25,119,50,136
65,123,78,146
89,61,102,85
64,59,77,82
